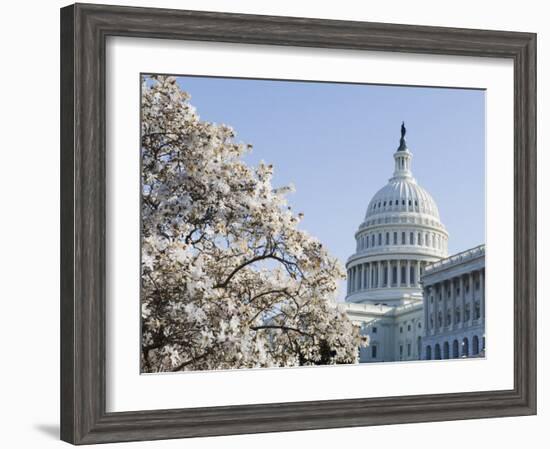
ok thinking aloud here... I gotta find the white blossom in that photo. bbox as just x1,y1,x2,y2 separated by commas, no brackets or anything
140,75,364,372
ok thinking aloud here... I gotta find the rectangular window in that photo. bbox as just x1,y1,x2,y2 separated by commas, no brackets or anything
385,232,389,245
407,343,411,356
372,326,377,334
410,232,414,244
393,232,397,244
401,232,406,244
378,233,382,246
371,345,377,358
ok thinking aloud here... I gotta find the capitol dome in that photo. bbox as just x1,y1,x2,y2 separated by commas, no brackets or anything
346,123,448,305
365,178,440,222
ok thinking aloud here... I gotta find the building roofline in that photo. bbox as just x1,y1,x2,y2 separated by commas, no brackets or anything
424,244,485,275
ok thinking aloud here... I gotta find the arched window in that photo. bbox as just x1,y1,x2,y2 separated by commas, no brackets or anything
385,232,389,245
417,336,422,357
434,344,441,360
371,344,377,359
410,232,414,244
452,339,459,358
472,335,480,355
443,341,450,359
371,235,375,246
393,232,398,244
418,232,422,246
378,233,382,246
410,266,415,284
462,337,470,357
401,232,406,244
425,345,432,360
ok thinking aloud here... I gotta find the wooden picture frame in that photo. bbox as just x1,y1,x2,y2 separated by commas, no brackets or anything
60,3,536,444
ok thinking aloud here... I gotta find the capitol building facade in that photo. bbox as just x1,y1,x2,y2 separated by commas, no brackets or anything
340,124,485,363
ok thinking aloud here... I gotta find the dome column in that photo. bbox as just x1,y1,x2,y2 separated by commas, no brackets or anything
396,260,401,287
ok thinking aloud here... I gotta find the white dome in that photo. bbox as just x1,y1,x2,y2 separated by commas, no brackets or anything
365,178,440,222
345,124,448,306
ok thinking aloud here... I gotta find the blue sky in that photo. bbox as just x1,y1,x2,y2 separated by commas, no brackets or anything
168,75,485,299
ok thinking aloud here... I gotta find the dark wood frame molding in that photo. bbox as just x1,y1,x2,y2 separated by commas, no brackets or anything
60,3,536,444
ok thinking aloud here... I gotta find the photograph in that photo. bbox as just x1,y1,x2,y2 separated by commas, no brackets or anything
140,74,486,373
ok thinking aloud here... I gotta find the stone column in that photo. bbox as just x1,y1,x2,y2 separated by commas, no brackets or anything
378,261,383,288
347,269,350,294
480,269,485,321
406,260,411,287
386,261,392,288
369,262,374,288
451,277,456,329
469,272,474,325
441,281,447,329
396,260,401,287
358,265,363,291
416,261,421,287
434,282,439,333
460,275,465,327
423,285,429,337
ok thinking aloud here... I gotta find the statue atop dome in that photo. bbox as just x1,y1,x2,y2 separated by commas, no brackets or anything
398,121,408,151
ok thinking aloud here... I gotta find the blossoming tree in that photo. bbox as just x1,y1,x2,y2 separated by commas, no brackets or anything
141,76,365,372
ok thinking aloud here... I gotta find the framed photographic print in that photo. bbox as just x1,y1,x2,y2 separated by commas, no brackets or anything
60,3,536,445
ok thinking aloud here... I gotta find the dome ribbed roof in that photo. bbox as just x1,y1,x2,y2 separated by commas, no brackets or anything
365,178,440,221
